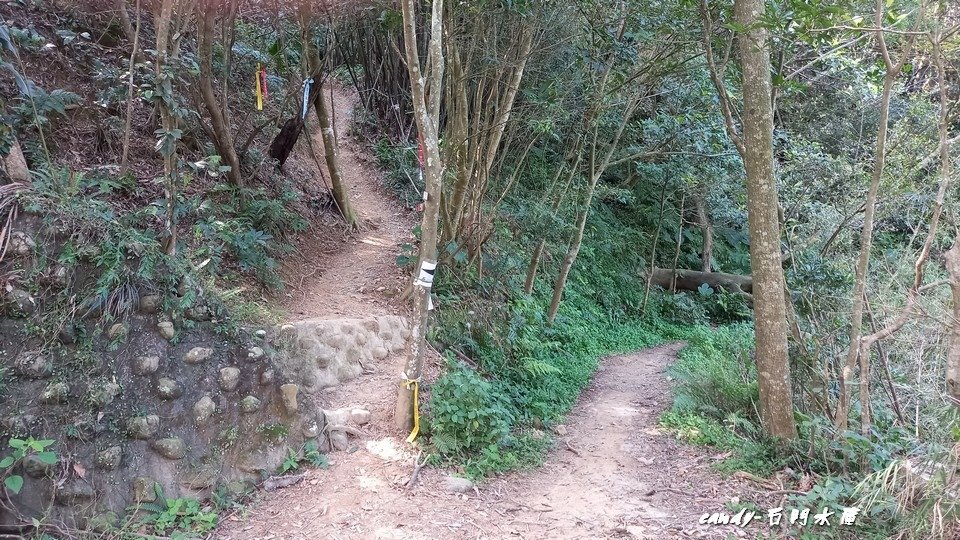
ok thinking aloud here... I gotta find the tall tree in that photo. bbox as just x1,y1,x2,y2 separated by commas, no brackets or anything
734,0,796,439
836,0,925,432
196,0,243,187
394,0,445,432
300,0,357,226
702,0,796,439
154,0,182,256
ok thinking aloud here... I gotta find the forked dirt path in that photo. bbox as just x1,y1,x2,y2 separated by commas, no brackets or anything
219,344,757,540
280,85,413,320
239,89,758,539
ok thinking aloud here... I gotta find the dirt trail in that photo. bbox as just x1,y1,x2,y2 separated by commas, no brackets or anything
280,85,413,320
237,90,755,539
219,344,755,540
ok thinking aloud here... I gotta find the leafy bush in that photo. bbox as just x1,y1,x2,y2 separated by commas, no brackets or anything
428,362,514,455
0,438,57,495
134,485,218,537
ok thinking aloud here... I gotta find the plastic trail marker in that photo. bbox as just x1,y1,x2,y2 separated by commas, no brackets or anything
417,134,425,188
260,66,269,100
255,63,264,111
414,260,437,289
301,78,314,120
404,376,420,443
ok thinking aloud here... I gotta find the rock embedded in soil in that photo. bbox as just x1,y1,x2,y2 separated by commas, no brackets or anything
7,289,36,315
9,231,36,256
132,477,158,502
184,347,214,364
157,321,175,340
247,346,265,361
280,383,299,414
90,382,121,407
40,382,69,404
127,415,159,439
95,446,123,470
240,396,261,413
219,367,241,392
107,323,127,340
22,454,55,478
139,295,161,314
349,408,371,425
443,476,475,494
15,353,52,378
193,396,216,425
134,355,160,375
153,437,187,460
156,377,183,400
55,480,96,504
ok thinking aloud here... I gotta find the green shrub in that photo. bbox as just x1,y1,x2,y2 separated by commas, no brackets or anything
668,323,759,420
428,362,514,455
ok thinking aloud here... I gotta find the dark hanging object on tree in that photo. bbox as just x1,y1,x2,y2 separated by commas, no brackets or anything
268,116,305,168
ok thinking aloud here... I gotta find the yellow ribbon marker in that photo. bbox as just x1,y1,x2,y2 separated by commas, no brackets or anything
404,378,420,443
255,63,264,111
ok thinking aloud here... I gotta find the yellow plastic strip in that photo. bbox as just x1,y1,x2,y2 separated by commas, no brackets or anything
255,63,264,111
405,379,420,443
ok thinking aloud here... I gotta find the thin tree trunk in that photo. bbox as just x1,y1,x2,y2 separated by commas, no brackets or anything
313,86,357,225
734,0,796,439
946,239,960,405
547,178,597,323
837,0,923,433
117,0,145,63
547,96,637,324
670,193,686,291
523,140,584,295
119,0,141,176
155,0,178,256
197,0,243,187
394,0,445,433
641,179,670,313
694,185,713,272
301,0,356,226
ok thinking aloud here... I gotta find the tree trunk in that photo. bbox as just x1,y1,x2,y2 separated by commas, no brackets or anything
197,0,243,187
312,86,357,226
394,0,445,433
523,141,584,295
547,176,598,323
119,0,141,175
694,185,713,272
734,0,796,440
300,0,356,226
946,239,960,405
155,0,178,256
837,0,922,432
648,267,752,296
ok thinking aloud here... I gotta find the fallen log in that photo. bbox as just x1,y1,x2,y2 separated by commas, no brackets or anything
648,267,752,296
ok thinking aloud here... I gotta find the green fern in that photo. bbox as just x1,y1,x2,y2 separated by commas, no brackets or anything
521,358,561,377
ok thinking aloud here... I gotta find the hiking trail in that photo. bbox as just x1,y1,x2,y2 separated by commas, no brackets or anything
222,87,760,539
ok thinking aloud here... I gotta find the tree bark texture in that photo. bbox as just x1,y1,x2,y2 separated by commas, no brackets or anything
734,0,796,439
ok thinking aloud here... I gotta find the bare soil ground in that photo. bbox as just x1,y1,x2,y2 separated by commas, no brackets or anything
218,344,758,540
278,85,414,321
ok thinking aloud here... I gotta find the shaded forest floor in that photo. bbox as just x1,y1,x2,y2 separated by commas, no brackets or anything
218,344,762,539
